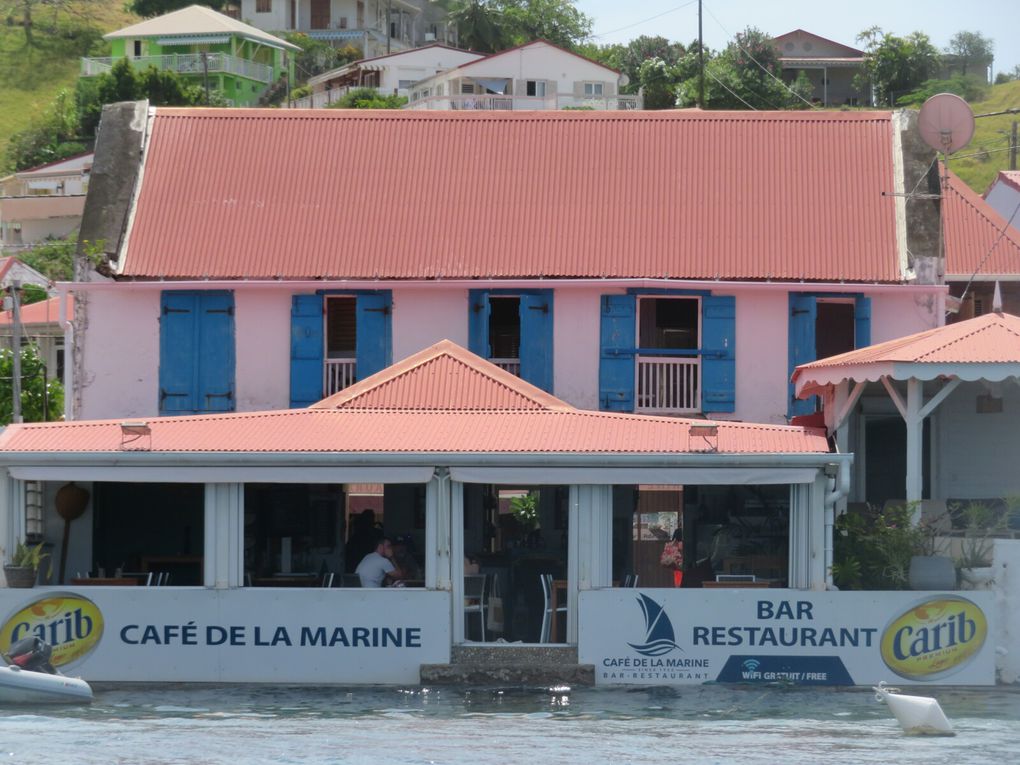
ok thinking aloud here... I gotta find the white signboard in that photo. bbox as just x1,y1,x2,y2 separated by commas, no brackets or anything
579,589,996,686
0,588,451,684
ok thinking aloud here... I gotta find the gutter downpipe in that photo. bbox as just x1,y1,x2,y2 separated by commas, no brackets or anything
59,292,73,421
823,457,852,589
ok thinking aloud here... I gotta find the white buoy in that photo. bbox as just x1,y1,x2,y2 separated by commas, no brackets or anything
873,682,955,736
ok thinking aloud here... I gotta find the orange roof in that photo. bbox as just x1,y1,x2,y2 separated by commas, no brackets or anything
0,295,70,326
120,109,900,282
793,312,1020,395
0,340,830,455
943,169,1020,278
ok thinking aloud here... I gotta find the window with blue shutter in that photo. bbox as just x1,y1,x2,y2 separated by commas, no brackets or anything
159,291,235,415
289,291,392,408
701,295,736,413
787,293,872,418
468,289,553,391
598,294,636,411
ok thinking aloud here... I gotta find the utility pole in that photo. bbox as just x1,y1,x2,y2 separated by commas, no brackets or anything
201,51,210,105
697,0,704,109
1011,121,1018,171
386,0,392,56
11,280,22,424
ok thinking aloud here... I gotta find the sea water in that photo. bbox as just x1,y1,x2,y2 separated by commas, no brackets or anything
1,684,1017,764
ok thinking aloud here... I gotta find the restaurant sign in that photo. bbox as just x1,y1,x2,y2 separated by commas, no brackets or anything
579,590,995,686
0,589,451,684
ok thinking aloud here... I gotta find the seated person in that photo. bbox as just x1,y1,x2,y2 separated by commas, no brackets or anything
392,535,422,581
464,554,480,575
355,537,404,588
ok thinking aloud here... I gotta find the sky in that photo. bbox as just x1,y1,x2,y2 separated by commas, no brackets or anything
574,0,1020,75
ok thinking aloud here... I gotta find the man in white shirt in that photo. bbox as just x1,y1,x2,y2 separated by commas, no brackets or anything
355,537,403,587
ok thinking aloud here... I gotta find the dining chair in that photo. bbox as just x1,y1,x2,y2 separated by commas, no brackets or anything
539,574,567,644
463,574,487,642
340,573,362,588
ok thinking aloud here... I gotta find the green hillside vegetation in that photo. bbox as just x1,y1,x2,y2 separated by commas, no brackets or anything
0,0,137,172
946,80,1020,195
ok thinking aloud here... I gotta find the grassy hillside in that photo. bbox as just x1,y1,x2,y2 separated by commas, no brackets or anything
0,0,136,171
940,80,1020,194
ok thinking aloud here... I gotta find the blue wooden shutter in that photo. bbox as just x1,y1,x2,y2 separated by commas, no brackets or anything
355,291,392,380
197,291,235,412
468,289,491,358
854,295,871,348
599,294,636,411
290,293,324,408
701,295,736,413
159,292,198,414
788,293,818,417
519,290,554,392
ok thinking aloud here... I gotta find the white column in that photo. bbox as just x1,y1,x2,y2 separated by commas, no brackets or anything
0,471,15,570
905,378,924,509
568,485,612,644
808,474,828,590
204,483,243,588
425,469,451,592
449,478,465,642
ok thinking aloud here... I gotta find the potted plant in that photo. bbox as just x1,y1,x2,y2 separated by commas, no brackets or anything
4,540,49,588
954,501,1004,589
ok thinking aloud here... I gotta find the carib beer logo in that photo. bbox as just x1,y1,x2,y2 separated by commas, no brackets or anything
1,594,104,667
881,596,987,681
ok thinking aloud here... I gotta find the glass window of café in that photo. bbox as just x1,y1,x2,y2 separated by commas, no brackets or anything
613,484,790,588
243,483,426,587
462,484,570,643
86,482,205,586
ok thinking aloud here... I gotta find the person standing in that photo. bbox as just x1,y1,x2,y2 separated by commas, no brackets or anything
660,528,684,587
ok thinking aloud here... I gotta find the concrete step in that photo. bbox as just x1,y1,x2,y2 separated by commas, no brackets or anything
421,644,594,686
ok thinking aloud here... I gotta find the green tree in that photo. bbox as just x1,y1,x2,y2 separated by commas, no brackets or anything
443,0,591,53
0,345,63,424
637,57,680,110
128,0,225,17
947,31,994,78
618,35,685,91
678,27,793,110
327,87,406,109
19,238,75,285
284,33,360,84
856,27,942,107
3,89,85,172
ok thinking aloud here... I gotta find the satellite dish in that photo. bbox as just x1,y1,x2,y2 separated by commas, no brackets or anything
918,93,975,155
619,73,630,88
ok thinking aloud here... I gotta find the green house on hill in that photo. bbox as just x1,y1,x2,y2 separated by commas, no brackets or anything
81,5,298,107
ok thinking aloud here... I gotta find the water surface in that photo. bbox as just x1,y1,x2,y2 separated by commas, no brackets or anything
1,684,1017,764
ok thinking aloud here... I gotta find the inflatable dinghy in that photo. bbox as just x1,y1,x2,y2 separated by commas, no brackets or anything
0,637,93,704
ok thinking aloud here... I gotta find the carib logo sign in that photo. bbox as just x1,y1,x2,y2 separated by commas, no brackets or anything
881,596,987,681
0,593,104,668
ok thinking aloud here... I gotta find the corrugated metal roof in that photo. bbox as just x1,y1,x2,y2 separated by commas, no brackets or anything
121,109,901,282
0,295,70,326
988,170,1020,195
0,339,829,454
105,5,299,51
0,409,829,454
793,311,1020,372
944,169,1020,278
312,340,573,411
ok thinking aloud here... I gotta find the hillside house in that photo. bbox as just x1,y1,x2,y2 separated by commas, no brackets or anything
80,6,298,107
234,0,454,58
983,170,1020,229
291,44,483,108
772,29,867,107
404,40,639,111
0,154,91,254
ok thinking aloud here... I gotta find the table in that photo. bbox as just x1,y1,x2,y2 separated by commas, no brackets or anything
550,579,567,643
69,577,138,586
702,580,781,588
253,575,320,588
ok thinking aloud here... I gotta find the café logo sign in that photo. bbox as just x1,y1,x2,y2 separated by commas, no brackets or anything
881,596,986,681
1,593,104,667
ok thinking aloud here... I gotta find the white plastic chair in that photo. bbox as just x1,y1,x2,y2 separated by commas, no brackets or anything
321,572,335,588
622,574,639,588
464,574,487,642
539,574,567,643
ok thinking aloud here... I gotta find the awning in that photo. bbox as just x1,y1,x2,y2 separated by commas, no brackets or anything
475,78,510,94
7,466,436,484
449,466,819,485
156,35,231,46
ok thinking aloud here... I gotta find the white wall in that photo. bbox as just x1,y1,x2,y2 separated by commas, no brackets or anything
933,380,1020,500
553,289,601,410
734,289,788,424
235,288,292,411
985,181,1020,229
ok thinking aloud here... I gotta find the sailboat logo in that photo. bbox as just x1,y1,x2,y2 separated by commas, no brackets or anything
628,593,682,656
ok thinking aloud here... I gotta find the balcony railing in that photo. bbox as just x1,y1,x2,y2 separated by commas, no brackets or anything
635,356,700,414
287,87,352,109
490,358,521,377
324,358,357,397
81,53,274,83
404,93,642,112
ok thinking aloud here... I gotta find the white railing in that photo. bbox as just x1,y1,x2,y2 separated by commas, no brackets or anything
490,358,521,377
81,53,274,83
287,87,352,109
324,358,357,396
635,356,700,414
404,93,642,112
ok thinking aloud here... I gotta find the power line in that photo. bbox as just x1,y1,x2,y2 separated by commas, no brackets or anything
592,0,699,40
702,2,819,110
705,67,757,110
